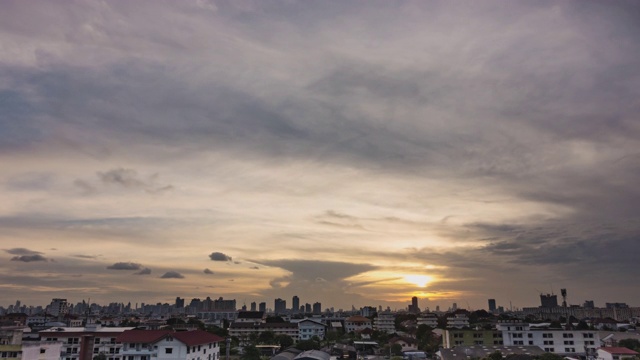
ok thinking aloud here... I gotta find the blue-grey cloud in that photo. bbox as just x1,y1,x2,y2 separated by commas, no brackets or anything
209,252,232,262
203,268,214,274
160,271,184,279
11,254,48,262
107,262,142,270
5,248,42,256
134,267,151,275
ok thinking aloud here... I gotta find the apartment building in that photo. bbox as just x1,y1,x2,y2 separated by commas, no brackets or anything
117,329,223,360
39,324,135,360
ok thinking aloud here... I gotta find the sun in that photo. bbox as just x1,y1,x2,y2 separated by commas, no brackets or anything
404,275,433,287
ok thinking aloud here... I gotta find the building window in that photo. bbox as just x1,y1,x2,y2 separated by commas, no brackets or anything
166,348,173,354
544,341,554,345
564,341,574,345
40,349,46,354
563,333,573,338
544,348,554,352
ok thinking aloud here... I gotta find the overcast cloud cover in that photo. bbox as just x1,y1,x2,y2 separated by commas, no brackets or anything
1,0,640,310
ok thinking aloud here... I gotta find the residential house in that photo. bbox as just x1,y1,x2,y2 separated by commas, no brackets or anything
597,347,639,360
344,316,372,334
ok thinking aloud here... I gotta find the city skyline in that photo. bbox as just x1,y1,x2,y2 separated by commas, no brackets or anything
2,1,640,310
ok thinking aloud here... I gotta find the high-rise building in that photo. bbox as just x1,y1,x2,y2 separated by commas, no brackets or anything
313,302,322,315
408,297,420,313
175,297,185,308
251,302,257,311
305,303,311,313
488,299,496,312
274,298,286,314
48,298,69,318
540,294,558,308
213,297,236,311
292,296,300,313
259,302,266,312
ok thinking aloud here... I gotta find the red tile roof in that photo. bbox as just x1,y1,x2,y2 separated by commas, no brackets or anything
173,330,224,346
116,330,172,344
599,347,639,355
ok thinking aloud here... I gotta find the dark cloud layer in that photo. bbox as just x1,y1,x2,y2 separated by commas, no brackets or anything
209,252,232,262
106,262,142,270
160,271,184,279
11,254,48,262
134,268,151,275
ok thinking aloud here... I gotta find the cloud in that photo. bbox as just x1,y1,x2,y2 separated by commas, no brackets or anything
160,271,184,279
203,268,214,274
11,254,48,262
209,252,232,262
106,262,142,270
5,248,42,256
134,267,151,275
250,266,259,270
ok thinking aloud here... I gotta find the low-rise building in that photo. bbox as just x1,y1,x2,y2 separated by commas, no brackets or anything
443,329,503,348
417,313,438,328
597,347,639,360
497,321,599,356
1,326,62,360
39,324,135,360
374,313,395,333
117,329,223,360
344,316,372,333
446,314,469,329
229,322,299,345
298,319,326,341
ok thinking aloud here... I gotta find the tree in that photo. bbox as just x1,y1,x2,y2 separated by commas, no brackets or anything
275,334,294,349
296,340,321,351
575,321,590,330
485,351,503,360
241,345,262,360
535,353,564,360
619,339,640,352
390,344,403,356
258,330,276,344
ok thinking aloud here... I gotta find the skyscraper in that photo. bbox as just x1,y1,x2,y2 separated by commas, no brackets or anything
274,298,286,314
409,296,420,313
313,302,321,315
488,299,496,312
259,302,266,312
251,302,257,311
292,296,300,313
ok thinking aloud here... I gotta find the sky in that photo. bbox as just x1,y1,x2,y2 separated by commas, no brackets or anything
1,0,640,312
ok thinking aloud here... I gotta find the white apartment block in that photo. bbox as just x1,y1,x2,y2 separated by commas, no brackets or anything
344,316,372,333
228,322,299,345
1,326,62,360
446,314,469,329
497,322,599,356
374,313,396,333
40,324,135,360
417,314,438,328
117,329,223,360
298,319,326,341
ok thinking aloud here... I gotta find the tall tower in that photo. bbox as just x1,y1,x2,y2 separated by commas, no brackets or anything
274,298,286,314
488,299,496,312
561,288,568,308
292,296,300,313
